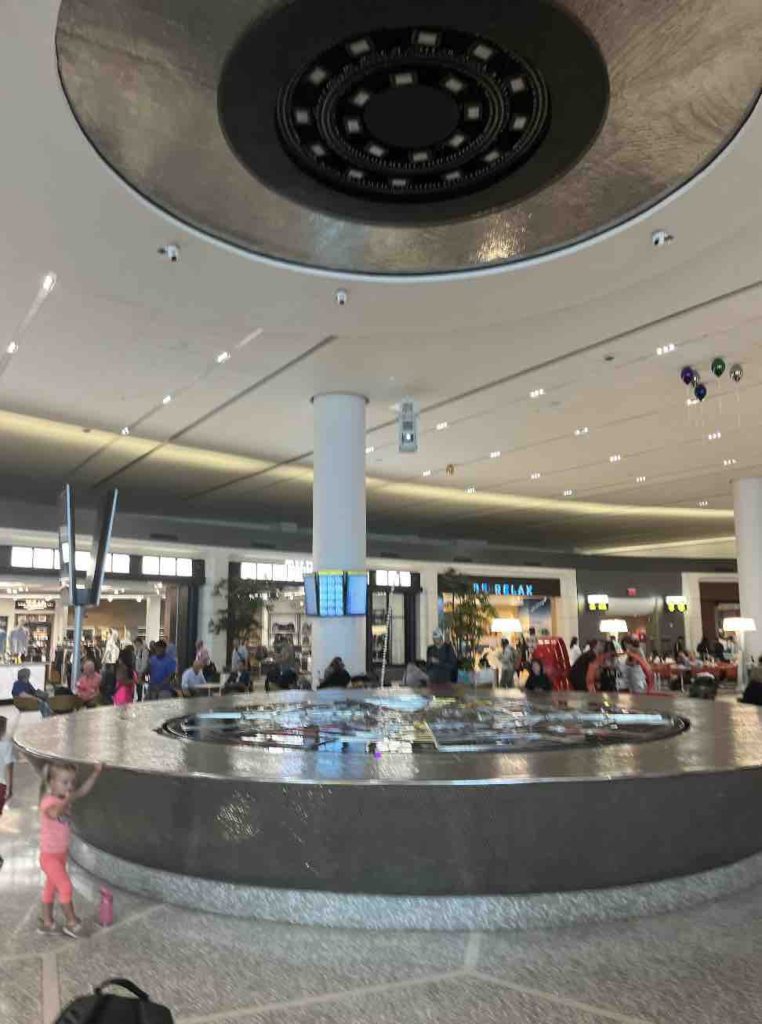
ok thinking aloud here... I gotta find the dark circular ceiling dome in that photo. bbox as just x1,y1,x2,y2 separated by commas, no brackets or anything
218,5,608,223
55,0,762,274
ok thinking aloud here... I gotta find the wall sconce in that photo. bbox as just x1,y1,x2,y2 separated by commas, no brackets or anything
587,594,609,611
665,595,688,613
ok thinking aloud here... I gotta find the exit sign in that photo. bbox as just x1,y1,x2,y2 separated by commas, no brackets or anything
627,587,637,597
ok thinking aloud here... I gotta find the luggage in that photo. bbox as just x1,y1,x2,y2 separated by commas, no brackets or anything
55,978,173,1024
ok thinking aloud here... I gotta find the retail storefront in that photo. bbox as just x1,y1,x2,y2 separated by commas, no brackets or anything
438,572,564,653
229,560,421,675
0,544,205,699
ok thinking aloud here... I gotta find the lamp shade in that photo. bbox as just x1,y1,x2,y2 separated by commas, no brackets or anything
600,618,628,635
491,618,523,634
722,617,757,633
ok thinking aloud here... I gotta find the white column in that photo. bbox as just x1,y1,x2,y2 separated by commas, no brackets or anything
733,478,762,661
197,550,229,668
312,393,367,682
418,565,440,660
145,595,162,644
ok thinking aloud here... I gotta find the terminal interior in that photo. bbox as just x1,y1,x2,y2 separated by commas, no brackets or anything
0,1,761,1022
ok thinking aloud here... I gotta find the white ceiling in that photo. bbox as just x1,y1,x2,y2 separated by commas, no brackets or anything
0,0,760,554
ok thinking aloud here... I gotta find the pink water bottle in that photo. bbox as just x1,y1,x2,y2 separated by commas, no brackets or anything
98,887,114,927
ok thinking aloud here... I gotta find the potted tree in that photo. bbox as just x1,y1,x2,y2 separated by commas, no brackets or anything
440,570,494,685
208,577,265,671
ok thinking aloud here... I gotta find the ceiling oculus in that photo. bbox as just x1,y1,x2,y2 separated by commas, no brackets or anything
57,0,762,273
218,2,607,221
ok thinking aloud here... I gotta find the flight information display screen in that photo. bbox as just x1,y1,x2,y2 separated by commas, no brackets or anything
317,572,344,617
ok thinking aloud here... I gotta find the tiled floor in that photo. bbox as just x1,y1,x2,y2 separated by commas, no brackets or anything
3,753,762,1024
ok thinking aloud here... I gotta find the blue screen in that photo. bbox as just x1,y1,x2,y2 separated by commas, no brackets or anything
318,573,344,617
346,572,368,616
304,574,318,616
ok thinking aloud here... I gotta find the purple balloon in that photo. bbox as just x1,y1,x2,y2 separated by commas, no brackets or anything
694,382,707,402
680,366,695,386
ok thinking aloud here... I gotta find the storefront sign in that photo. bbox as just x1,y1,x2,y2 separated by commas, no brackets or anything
442,575,561,598
14,598,56,612
240,559,313,583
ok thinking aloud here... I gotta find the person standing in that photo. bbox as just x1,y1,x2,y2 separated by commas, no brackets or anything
526,627,538,659
425,630,458,686
0,716,15,869
134,637,150,677
499,638,516,687
195,639,211,668
231,641,249,673
147,640,177,700
568,636,582,665
568,639,599,691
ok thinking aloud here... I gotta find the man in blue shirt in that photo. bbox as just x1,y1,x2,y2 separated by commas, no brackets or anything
147,640,177,700
12,668,53,717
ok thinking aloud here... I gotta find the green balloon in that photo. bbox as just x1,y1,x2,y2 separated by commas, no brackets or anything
711,357,726,378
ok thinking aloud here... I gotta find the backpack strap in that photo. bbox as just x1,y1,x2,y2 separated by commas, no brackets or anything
94,979,150,1001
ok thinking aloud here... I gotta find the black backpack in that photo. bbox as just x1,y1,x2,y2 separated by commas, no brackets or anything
55,978,173,1024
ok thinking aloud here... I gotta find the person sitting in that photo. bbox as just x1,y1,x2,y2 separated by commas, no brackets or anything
12,668,53,717
181,660,207,696
524,657,553,693
75,660,102,704
195,639,211,668
222,670,251,694
318,657,351,689
587,641,619,692
402,661,429,687
425,630,458,686
697,635,711,659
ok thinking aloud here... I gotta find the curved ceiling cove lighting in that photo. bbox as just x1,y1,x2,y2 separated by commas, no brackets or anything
55,0,760,274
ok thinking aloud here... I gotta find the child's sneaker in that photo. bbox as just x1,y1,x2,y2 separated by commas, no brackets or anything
36,921,57,935
62,920,83,939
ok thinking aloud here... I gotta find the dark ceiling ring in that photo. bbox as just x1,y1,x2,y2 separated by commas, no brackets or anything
218,2,608,225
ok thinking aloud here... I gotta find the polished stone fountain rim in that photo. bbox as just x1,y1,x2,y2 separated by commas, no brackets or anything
14,690,762,786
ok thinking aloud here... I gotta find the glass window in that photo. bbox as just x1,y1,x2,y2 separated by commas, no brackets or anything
11,547,33,568
176,558,193,577
160,557,177,576
142,555,160,575
32,547,55,570
240,562,256,580
75,551,90,572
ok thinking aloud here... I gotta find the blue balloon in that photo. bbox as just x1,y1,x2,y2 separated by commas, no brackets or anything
694,382,707,402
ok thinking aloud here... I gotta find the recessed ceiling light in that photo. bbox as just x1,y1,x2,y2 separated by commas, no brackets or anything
707,431,721,441
686,397,699,406
422,470,432,478
6,341,17,355
723,458,738,467
609,454,622,463
530,472,541,480
465,486,476,494
41,272,57,294
365,445,375,455
489,450,501,459
216,351,231,364
656,343,676,356
698,500,709,507
162,394,172,405
562,489,574,497
435,421,448,431
529,388,545,399
120,427,130,436
636,475,646,483
574,426,589,436
651,229,674,248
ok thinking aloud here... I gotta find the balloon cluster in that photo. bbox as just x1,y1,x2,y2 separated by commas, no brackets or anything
680,357,743,401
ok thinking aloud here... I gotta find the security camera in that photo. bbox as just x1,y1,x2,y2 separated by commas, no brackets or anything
335,289,348,306
158,244,180,262
651,230,674,248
